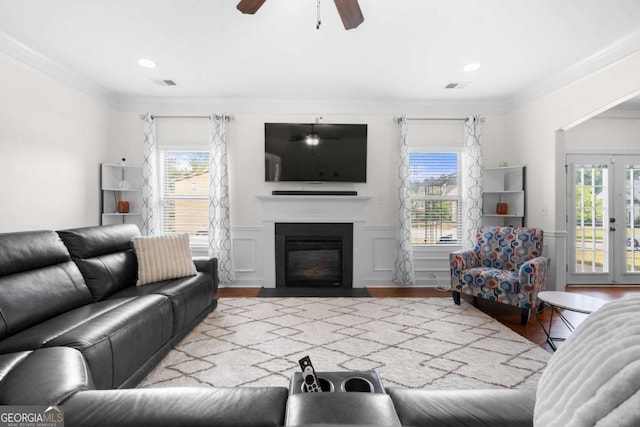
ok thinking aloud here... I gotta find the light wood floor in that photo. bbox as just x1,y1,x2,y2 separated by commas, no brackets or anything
217,286,640,353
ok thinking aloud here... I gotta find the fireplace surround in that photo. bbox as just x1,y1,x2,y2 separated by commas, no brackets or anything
275,223,353,288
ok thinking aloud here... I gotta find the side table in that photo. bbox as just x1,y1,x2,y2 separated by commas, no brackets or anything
536,291,608,351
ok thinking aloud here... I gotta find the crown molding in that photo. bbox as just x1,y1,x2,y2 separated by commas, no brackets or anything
3,26,637,117
115,95,508,116
0,31,118,108
507,28,640,112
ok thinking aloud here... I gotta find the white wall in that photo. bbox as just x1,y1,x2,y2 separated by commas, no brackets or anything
565,116,640,151
0,52,116,232
506,50,640,290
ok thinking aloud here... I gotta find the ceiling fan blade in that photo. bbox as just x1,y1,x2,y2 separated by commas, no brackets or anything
236,0,267,14
334,0,364,30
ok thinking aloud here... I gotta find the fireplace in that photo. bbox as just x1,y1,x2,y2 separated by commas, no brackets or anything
275,223,353,288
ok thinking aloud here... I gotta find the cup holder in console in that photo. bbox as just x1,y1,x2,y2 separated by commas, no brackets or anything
290,370,384,395
301,377,334,393
341,376,374,393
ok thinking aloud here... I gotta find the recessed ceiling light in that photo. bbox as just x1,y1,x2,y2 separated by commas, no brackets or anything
463,63,481,72
138,58,157,69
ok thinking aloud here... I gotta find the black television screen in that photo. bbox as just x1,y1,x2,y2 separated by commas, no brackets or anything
265,123,367,183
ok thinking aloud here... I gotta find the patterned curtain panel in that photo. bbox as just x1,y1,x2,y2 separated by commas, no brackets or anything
392,116,416,285
462,115,484,248
208,113,235,285
142,113,159,236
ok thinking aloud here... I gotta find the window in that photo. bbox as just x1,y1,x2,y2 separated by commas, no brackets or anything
409,152,462,245
159,150,209,247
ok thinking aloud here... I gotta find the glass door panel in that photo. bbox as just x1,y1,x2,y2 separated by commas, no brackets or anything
568,154,640,284
571,161,610,279
624,163,640,273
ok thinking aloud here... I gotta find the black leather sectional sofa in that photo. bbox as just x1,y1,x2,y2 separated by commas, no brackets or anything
2,224,636,426
0,224,288,426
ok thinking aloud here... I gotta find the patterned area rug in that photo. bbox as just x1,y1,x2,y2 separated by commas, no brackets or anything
139,297,551,390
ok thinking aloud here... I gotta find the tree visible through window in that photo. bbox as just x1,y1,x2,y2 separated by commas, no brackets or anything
160,150,209,246
409,152,462,245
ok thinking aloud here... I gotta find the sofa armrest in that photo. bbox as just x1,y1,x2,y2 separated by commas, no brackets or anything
387,388,535,427
449,249,479,290
0,347,94,406
63,387,288,427
518,256,550,305
193,256,218,286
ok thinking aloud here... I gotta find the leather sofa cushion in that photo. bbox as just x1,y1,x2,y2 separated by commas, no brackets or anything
0,295,173,389
58,224,140,259
0,351,31,381
0,347,93,405
0,261,92,339
63,386,289,427
74,251,138,301
386,387,536,427
58,225,140,301
108,273,213,336
285,393,402,426
0,230,70,276
0,230,93,339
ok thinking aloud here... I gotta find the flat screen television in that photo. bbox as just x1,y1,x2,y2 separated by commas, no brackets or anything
264,123,367,183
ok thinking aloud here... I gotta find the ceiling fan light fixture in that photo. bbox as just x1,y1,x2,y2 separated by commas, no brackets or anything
138,58,157,69
306,134,320,146
463,62,481,72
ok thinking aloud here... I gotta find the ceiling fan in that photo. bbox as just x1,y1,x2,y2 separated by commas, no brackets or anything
236,0,364,30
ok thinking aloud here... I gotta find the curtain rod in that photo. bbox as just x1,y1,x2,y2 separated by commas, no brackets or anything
139,114,234,121
393,116,485,123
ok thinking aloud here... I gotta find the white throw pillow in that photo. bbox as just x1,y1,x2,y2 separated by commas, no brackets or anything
534,295,640,427
132,233,197,285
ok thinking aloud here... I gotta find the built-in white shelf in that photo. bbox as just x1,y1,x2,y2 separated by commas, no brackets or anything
481,165,525,226
101,163,143,227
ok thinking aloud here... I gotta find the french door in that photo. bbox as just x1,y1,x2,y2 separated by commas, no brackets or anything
567,154,640,284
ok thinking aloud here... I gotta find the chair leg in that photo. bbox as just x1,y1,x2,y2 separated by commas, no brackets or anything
520,307,531,325
452,291,461,305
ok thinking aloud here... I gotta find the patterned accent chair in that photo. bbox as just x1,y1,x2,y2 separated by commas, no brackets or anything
450,226,549,324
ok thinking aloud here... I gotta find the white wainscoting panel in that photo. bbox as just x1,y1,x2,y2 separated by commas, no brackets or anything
230,227,264,287
229,224,459,288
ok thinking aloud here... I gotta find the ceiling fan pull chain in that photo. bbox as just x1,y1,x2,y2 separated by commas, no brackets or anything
316,0,321,29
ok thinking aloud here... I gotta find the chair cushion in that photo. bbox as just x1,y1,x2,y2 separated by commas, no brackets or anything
534,295,640,427
476,226,544,271
132,234,197,285
464,267,520,293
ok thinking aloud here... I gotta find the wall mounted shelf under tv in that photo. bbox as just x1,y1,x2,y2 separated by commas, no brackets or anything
265,123,367,183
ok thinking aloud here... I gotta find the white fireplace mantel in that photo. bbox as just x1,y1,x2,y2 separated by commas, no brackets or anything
256,194,372,287
256,195,371,223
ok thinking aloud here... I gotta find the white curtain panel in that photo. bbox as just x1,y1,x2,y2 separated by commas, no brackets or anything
142,113,159,236
208,113,235,285
392,116,416,285
462,115,484,248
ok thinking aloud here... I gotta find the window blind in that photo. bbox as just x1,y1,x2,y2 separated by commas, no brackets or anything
409,152,462,245
159,150,210,246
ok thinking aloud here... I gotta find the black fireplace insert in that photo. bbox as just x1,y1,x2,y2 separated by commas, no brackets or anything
275,223,353,288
